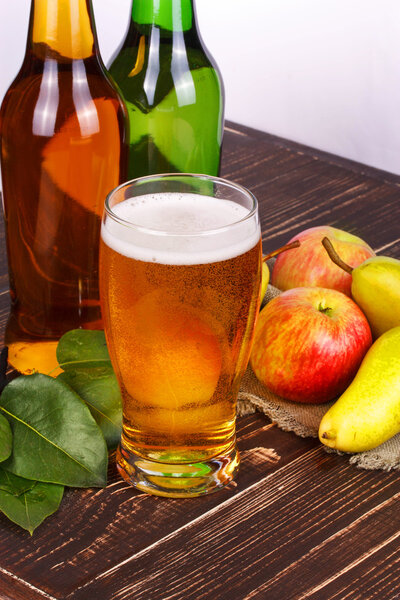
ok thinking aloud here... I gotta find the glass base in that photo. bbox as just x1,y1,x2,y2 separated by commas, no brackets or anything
116,440,240,498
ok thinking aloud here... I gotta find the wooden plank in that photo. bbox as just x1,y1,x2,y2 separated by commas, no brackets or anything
256,166,398,254
0,571,54,600
225,121,400,188
68,448,400,600
375,238,400,257
0,290,9,345
223,126,400,256
0,124,398,600
221,139,315,189
0,416,318,597
305,534,400,600
245,493,400,599
0,266,9,296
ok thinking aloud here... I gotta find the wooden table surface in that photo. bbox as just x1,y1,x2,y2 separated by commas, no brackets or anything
0,123,399,600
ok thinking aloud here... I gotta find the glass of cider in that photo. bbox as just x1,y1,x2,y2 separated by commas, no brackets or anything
100,174,262,497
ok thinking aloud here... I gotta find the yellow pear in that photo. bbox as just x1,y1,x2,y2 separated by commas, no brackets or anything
319,326,400,452
260,261,269,302
351,256,400,338
322,238,400,338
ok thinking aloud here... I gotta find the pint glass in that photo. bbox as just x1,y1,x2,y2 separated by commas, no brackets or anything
100,174,262,497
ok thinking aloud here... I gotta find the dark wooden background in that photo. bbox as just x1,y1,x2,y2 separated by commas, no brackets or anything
0,122,399,600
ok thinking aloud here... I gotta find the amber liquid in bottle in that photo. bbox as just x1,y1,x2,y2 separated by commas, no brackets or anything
0,0,127,373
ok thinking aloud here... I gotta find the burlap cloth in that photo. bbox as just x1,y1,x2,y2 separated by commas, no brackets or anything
238,282,400,471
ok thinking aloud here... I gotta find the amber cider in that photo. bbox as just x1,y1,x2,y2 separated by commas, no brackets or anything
100,192,261,468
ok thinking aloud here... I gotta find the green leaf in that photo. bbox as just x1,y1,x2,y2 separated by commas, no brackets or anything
0,374,108,488
0,466,36,496
58,367,122,449
57,329,111,370
0,480,64,535
0,412,12,462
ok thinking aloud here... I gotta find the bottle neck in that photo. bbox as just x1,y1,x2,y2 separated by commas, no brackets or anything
131,0,195,32
28,0,98,60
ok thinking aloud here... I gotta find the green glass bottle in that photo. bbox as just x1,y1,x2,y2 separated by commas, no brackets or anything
109,0,224,177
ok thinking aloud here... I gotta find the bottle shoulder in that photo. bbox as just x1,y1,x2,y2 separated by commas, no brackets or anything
109,25,216,76
109,35,223,109
0,59,126,141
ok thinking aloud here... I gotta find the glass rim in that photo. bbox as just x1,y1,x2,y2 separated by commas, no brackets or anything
104,173,258,238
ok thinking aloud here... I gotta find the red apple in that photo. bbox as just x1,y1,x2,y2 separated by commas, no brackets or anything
271,226,375,296
250,287,372,404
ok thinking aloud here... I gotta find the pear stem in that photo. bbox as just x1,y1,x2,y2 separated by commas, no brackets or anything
322,237,353,274
321,429,337,440
263,240,300,263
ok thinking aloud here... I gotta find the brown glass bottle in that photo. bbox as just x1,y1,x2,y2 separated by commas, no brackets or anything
0,0,127,374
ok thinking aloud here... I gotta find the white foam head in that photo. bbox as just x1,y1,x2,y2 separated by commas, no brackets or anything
101,193,260,265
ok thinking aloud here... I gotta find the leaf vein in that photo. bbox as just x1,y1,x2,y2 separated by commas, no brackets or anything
59,358,111,369
0,407,96,477
23,493,31,532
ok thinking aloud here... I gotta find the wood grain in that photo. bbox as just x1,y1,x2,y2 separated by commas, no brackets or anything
0,123,399,600
247,493,400,599
68,449,399,600
222,123,400,255
0,571,54,600
0,418,318,596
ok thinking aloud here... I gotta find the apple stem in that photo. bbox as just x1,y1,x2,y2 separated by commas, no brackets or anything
322,237,353,274
263,240,300,263
318,302,333,316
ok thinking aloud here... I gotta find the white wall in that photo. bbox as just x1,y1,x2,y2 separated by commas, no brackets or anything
1,0,400,175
